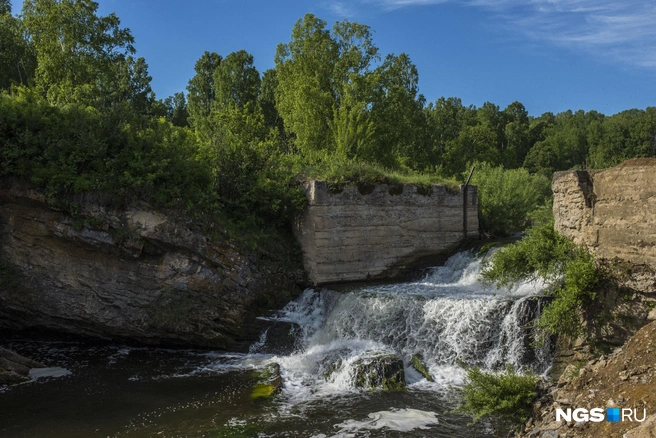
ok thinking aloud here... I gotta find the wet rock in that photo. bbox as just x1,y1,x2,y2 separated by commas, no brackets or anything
353,353,405,391
318,349,350,380
410,353,433,382
0,348,46,385
249,321,301,356
250,363,283,400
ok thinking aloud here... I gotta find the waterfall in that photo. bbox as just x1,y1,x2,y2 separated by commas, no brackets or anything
257,250,552,401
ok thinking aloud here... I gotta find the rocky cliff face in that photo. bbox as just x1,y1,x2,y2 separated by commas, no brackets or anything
0,181,303,349
521,160,656,437
552,160,656,356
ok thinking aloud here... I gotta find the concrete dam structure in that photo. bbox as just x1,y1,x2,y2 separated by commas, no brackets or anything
294,180,479,285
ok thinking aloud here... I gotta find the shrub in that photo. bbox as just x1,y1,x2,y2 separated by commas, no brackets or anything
470,162,551,236
482,221,599,337
457,366,538,425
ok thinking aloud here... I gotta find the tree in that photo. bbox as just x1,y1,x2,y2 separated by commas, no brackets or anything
425,97,476,170
186,51,221,135
259,68,284,135
21,0,136,106
367,53,426,168
501,101,530,168
163,92,189,127
213,49,260,111
95,55,156,116
0,0,10,15
275,14,381,160
0,1,36,89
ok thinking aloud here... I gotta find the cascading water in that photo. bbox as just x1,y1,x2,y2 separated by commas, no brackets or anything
1,249,553,438
260,250,552,404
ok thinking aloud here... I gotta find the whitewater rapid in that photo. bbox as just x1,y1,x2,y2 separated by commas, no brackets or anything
251,250,552,404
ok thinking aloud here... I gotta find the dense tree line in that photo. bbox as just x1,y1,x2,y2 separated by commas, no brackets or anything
1,2,655,237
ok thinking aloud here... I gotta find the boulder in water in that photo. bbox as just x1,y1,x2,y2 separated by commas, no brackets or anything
354,353,405,391
250,362,283,400
410,354,434,382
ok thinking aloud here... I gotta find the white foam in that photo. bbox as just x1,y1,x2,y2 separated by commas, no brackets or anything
331,409,439,435
28,367,72,379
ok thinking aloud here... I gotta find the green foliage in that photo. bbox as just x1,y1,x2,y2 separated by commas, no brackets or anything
0,7,36,90
298,156,459,189
470,162,551,236
538,254,598,337
186,51,222,135
482,221,599,337
3,4,656,274
274,14,425,168
0,90,217,209
199,135,307,230
481,222,577,287
21,0,143,109
162,92,189,127
457,366,538,425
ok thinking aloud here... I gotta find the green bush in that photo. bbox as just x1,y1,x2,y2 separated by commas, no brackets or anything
0,90,216,211
470,162,551,236
482,221,599,337
457,366,538,425
537,254,597,337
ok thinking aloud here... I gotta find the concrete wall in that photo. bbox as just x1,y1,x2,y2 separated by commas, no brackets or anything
553,158,656,268
294,181,479,285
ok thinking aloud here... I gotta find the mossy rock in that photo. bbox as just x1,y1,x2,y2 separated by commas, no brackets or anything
353,353,405,391
250,363,282,400
410,354,434,382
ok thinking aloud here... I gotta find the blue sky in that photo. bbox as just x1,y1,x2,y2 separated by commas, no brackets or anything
91,0,655,117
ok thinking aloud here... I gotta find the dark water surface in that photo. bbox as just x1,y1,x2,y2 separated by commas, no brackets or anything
0,339,493,438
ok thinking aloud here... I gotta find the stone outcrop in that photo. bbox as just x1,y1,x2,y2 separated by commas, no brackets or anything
250,362,283,400
0,181,302,349
0,347,46,385
294,181,478,285
553,159,656,273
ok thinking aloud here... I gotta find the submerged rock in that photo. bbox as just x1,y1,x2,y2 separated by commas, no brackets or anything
410,354,434,382
0,347,46,385
353,353,405,391
250,363,283,400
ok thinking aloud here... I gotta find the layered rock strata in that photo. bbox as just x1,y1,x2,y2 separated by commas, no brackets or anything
0,182,302,349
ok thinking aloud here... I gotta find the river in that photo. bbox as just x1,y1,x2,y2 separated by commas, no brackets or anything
0,250,552,437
